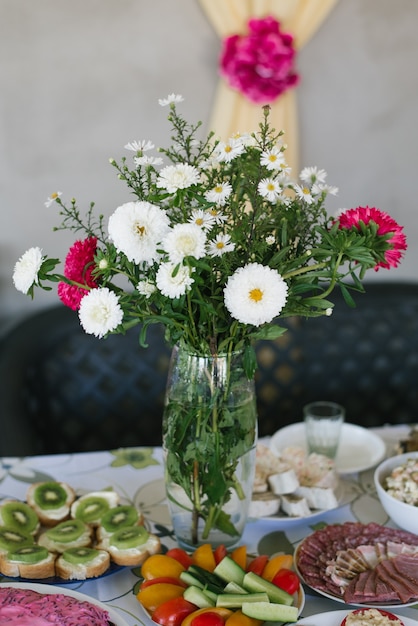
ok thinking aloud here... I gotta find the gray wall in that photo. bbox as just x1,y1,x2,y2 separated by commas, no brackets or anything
1,0,416,331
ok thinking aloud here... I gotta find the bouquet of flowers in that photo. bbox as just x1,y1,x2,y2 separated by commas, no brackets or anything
13,94,407,546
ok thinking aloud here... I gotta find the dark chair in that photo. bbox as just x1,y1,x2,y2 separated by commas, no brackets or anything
255,281,418,435
0,305,171,456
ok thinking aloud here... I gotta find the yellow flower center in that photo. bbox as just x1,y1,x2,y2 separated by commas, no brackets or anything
268,155,277,162
267,183,276,191
249,288,263,302
215,185,223,194
195,218,204,226
51,192,59,199
216,242,225,250
225,145,232,153
136,224,146,236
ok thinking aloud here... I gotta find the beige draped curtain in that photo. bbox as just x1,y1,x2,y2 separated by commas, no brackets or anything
198,0,338,175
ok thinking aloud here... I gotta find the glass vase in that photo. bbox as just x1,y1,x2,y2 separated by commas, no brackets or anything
162,344,257,550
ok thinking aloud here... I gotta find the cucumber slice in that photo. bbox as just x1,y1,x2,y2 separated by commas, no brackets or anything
242,571,293,605
242,601,298,623
223,581,247,594
213,556,245,586
180,571,205,589
183,585,216,608
216,592,269,609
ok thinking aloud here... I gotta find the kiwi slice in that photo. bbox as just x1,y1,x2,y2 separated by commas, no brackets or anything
1,502,39,534
8,545,49,564
109,525,148,550
101,505,139,533
73,497,111,523
62,547,99,565
33,482,69,510
0,527,33,552
45,519,87,543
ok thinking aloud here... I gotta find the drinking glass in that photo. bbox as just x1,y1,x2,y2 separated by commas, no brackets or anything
303,401,345,459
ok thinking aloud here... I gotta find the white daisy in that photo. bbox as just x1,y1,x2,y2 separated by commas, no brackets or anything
162,223,207,263
78,287,123,338
207,234,235,257
312,182,339,196
260,147,286,171
294,184,314,205
204,182,233,206
137,279,157,298
158,93,184,107
12,247,44,294
214,138,245,163
156,262,194,298
207,207,227,225
257,178,282,203
188,209,216,230
224,263,288,326
124,140,154,152
156,163,201,193
300,167,327,184
265,235,276,245
230,131,256,147
44,191,62,208
108,201,170,264
134,155,163,167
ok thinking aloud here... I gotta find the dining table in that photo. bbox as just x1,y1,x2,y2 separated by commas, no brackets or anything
0,424,417,626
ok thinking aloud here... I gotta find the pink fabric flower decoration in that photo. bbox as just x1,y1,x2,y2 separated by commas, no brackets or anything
58,236,99,310
338,206,407,270
220,16,299,104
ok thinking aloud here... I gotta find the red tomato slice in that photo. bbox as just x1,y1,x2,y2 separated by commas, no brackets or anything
246,555,269,576
152,597,197,626
214,544,228,565
140,576,187,590
271,568,300,595
166,548,194,569
191,612,227,626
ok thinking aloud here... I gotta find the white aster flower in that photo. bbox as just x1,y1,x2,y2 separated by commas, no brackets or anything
124,140,154,152
158,93,184,107
44,191,62,208
257,178,282,203
260,147,286,171
230,131,256,147
156,163,200,193
134,155,163,167
325,307,333,316
188,209,216,230
13,246,44,294
204,182,233,206
312,182,339,196
224,263,288,326
207,234,235,257
300,167,327,184
265,235,276,245
156,262,194,298
137,279,157,298
108,201,170,264
214,138,245,163
294,184,314,205
207,207,227,225
163,223,207,263
78,287,123,338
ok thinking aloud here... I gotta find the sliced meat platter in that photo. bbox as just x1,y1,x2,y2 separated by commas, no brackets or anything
295,522,418,606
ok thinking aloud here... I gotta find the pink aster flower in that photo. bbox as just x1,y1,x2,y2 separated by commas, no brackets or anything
58,236,99,310
220,16,299,104
338,206,407,270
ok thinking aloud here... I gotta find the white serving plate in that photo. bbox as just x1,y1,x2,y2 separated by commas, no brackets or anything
296,609,417,626
270,422,386,474
0,581,129,626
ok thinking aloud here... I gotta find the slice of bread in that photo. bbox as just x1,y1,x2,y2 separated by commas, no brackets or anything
38,519,93,553
100,532,161,566
0,548,56,579
56,548,110,580
26,481,76,527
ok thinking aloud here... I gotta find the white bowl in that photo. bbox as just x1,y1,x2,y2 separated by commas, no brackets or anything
374,451,418,535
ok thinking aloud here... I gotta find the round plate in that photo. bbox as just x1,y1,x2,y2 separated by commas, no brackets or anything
270,422,386,474
0,581,129,625
294,524,418,609
296,609,415,626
